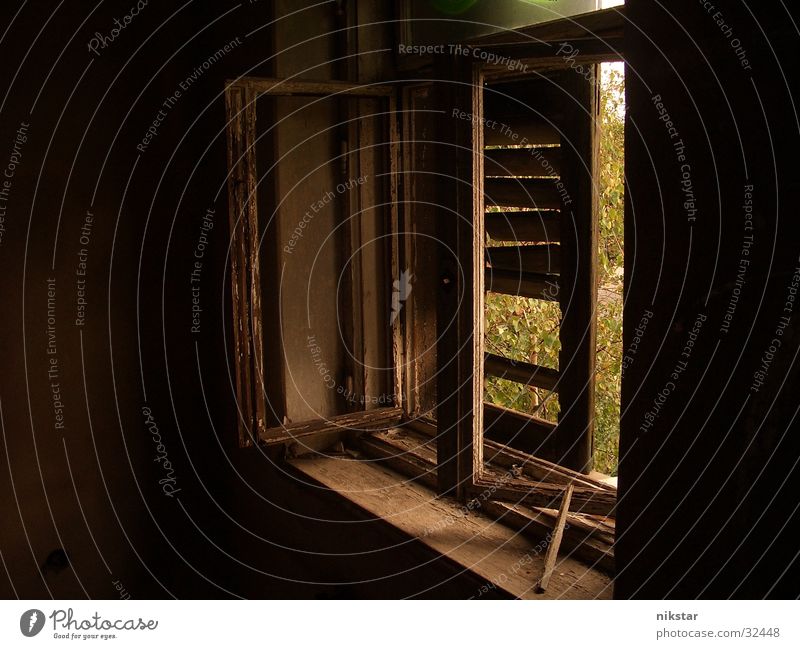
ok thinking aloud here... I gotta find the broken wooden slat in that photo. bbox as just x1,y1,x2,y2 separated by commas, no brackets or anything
530,506,615,547
368,420,613,496
481,500,614,574
485,211,561,243
484,438,615,492
485,353,560,392
354,427,615,571
258,407,403,446
361,428,616,540
486,243,561,275
485,268,560,300
484,147,561,177
538,484,574,592
372,427,617,517
472,477,615,517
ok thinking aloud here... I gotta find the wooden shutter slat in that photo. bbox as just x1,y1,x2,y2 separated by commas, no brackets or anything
484,118,561,146
485,353,560,391
485,211,561,242
484,147,561,177
486,243,561,275
485,268,560,300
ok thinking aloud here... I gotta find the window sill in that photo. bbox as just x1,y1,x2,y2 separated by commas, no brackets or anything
288,454,612,599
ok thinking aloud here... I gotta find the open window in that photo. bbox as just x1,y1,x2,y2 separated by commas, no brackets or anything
224,77,401,452
224,7,624,587
426,9,624,501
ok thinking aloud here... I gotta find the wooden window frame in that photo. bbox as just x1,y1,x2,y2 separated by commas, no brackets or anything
224,77,399,449
223,7,623,521
434,59,610,512
433,8,624,512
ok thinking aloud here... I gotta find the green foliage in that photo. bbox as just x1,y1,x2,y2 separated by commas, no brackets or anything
484,66,625,476
594,66,625,476
484,293,561,421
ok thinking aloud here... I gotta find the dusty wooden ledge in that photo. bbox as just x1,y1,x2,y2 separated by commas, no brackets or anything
355,427,616,573
288,455,612,600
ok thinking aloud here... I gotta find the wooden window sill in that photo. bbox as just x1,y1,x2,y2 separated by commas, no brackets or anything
288,454,612,599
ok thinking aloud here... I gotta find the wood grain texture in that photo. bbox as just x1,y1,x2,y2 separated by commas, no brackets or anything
471,477,615,517
355,427,615,573
538,483,574,591
289,455,612,599
225,84,266,446
481,500,614,574
484,438,615,492
399,83,439,419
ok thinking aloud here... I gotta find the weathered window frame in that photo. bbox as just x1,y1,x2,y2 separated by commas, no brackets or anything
224,77,399,449
432,8,624,514
222,7,623,521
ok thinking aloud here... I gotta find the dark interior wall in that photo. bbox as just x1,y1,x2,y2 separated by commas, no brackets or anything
0,0,492,599
6,0,798,602
617,1,800,598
